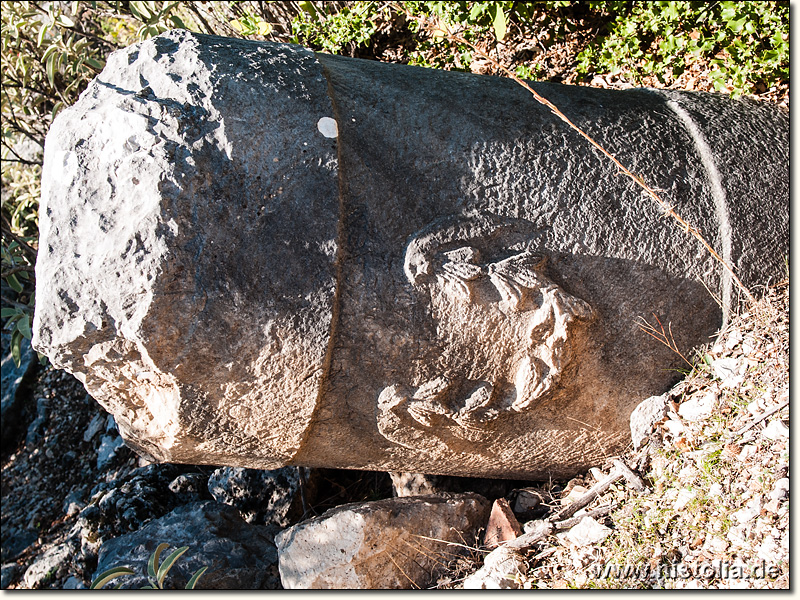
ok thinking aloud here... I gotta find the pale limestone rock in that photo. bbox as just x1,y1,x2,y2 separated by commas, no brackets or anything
462,547,527,590
565,516,612,546
34,31,339,469
761,419,788,440
678,390,717,421
275,493,489,589
630,393,669,449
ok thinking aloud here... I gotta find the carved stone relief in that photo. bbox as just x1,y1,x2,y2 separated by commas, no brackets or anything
378,212,595,453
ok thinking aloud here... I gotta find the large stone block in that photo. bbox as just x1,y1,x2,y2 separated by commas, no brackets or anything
275,493,490,589
33,31,788,479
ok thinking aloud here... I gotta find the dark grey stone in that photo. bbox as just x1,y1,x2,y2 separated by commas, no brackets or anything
22,543,73,589
33,30,788,480
207,466,306,527
95,434,124,469
24,397,49,446
168,472,211,503
93,501,281,589
1,332,37,450
1,563,21,589
0,528,38,563
389,471,523,500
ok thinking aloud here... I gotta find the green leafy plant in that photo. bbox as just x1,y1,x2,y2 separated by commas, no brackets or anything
576,1,788,96
229,10,273,37
289,2,540,71
90,542,208,590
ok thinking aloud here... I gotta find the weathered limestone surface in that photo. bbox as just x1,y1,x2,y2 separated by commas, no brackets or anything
275,493,490,589
33,30,788,479
34,31,340,468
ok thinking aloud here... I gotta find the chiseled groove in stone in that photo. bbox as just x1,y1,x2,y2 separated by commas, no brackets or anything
291,54,347,460
658,93,734,323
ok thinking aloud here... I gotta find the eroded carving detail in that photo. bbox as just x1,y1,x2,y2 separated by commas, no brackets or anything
378,213,594,452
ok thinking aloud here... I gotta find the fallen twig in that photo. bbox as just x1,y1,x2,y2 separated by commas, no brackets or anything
548,470,623,523
554,503,617,530
503,519,554,551
733,393,789,436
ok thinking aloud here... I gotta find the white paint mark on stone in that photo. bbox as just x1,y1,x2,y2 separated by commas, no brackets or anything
663,97,734,323
317,117,338,138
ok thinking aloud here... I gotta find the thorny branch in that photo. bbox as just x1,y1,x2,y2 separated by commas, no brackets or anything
392,5,756,305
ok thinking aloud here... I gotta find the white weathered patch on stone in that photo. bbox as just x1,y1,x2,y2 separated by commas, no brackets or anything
463,546,527,589
630,393,669,449
317,116,338,138
33,30,339,469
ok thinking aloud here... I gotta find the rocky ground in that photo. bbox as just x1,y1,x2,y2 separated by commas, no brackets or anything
0,279,788,589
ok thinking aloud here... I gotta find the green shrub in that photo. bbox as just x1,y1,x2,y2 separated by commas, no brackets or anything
577,1,789,95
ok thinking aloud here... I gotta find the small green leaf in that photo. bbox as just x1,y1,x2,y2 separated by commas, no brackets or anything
37,22,51,46
129,1,154,21
185,566,208,590
16,315,32,340
148,543,170,580
10,330,21,367
90,566,135,589
157,546,189,587
492,5,507,41
169,15,186,29
257,20,272,36
1,308,18,318
7,273,23,293
298,1,317,19
85,57,104,70
45,53,57,88
57,14,75,28
469,3,485,21
41,43,59,62
3,313,23,329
